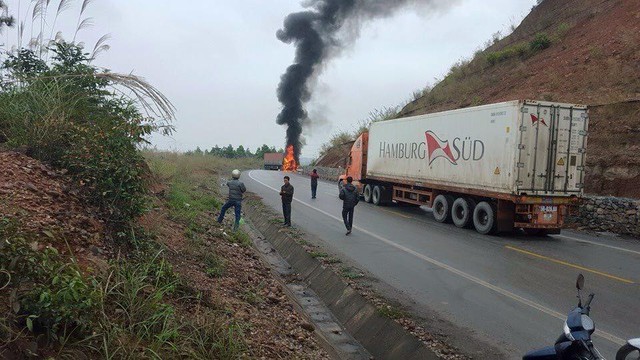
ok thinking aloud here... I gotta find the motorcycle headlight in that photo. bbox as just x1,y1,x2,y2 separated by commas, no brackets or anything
563,321,575,341
581,315,594,331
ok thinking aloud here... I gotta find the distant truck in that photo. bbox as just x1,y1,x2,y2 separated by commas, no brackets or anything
263,152,284,170
339,100,589,235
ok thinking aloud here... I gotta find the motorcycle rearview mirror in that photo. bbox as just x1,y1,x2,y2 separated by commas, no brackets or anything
576,274,585,290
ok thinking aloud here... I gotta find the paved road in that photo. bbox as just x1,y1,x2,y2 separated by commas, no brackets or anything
244,170,640,359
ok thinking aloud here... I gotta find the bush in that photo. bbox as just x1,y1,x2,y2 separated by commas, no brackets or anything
0,42,174,234
486,40,540,66
530,33,552,51
0,220,100,341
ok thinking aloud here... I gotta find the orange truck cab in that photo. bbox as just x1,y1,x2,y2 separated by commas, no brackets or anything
338,132,368,193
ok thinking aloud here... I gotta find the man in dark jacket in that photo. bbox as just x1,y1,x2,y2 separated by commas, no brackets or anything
280,176,294,227
217,169,246,231
310,169,319,199
339,176,359,235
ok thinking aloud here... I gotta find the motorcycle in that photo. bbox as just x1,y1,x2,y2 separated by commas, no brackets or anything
523,274,604,360
616,339,640,360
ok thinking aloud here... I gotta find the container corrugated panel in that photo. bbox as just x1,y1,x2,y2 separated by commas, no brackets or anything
366,100,587,197
263,153,284,165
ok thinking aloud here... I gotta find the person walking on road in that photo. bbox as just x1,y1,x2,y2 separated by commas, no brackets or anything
339,176,359,235
310,169,319,199
280,176,294,227
217,169,246,231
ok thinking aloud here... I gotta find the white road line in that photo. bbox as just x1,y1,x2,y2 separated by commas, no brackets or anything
247,171,625,346
555,234,640,256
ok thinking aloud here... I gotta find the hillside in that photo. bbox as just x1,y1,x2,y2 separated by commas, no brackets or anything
319,0,640,198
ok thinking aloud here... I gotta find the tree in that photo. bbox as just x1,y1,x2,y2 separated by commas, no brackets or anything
254,144,273,159
210,145,221,156
235,145,245,158
222,144,235,158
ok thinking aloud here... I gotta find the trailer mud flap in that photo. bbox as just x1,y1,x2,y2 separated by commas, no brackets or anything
497,200,515,233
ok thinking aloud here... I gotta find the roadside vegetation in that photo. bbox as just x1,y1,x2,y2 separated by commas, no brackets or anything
0,2,318,358
189,144,285,159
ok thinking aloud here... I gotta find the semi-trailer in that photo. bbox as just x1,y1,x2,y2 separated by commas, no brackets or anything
263,152,285,170
339,100,588,235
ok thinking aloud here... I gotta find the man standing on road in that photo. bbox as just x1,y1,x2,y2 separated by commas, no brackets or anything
310,169,319,199
217,169,246,231
339,176,359,235
280,176,294,227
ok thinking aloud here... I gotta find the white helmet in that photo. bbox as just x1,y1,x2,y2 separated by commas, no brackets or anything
231,169,241,179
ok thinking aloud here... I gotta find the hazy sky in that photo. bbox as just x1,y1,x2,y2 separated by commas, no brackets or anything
2,0,537,158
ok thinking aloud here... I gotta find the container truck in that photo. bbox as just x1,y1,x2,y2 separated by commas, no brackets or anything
339,100,588,235
263,152,285,170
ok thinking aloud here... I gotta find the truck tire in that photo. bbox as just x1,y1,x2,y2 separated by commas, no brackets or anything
452,197,476,228
372,185,386,206
432,195,453,223
363,184,373,203
473,201,496,235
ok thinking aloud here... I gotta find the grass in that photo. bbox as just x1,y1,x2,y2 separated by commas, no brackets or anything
0,219,247,358
377,305,408,320
229,230,252,247
309,251,328,259
204,252,226,278
340,266,364,280
269,218,285,224
240,283,265,306
296,239,311,246
324,257,341,264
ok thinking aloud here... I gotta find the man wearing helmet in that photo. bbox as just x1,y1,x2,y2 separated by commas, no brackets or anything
217,169,246,231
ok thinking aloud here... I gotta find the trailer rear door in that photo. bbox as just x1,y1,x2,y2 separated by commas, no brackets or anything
516,101,588,196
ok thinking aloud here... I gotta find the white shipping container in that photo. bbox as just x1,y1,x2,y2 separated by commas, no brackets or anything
366,100,588,197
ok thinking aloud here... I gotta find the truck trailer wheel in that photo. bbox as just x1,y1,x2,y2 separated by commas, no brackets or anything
363,184,373,203
473,201,496,235
452,197,476,228
372,185,386,206
432,195,453,223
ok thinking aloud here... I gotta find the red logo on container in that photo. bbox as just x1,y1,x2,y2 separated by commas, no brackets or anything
530,114,548,127
425,131,457,165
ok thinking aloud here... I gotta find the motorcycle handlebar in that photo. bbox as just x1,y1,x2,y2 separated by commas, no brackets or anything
584,293,595,309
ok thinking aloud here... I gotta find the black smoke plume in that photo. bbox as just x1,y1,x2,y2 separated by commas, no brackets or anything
276,0,446,160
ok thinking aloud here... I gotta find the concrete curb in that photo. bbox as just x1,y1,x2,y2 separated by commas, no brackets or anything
244,203,439,360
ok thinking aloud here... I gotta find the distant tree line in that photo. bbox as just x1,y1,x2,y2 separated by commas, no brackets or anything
186,144,284,159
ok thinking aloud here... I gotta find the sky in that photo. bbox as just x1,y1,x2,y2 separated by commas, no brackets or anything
1,0,538,158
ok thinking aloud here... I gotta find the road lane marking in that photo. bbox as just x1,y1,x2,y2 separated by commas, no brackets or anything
247,171,626,346
555,234,640,256
505,245,635,284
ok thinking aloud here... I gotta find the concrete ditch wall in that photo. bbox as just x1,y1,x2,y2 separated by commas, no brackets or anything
244,204,439,360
